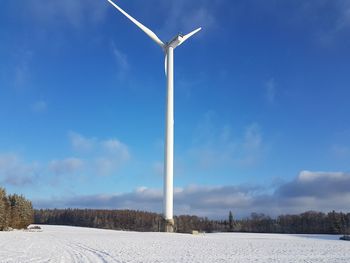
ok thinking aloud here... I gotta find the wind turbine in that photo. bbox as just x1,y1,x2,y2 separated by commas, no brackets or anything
107,0,201,232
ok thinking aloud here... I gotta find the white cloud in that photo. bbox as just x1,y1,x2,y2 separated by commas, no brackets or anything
34,171,350,218
0,153,39,186
102,139,130,161
94,158,117,176
94,139,130,176
68,132,131,176
298,170,344,182
69,132,95,152
0,133,130,186
49,158,84,175
277,170,350,198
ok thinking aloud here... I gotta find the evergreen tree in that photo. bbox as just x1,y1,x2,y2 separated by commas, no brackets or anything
0,188,10,230
0,187,33,230
8,194,34,229
228,211,234,231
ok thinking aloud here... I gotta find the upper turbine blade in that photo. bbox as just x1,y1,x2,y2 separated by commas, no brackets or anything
107,0,164,48
179,27,202,46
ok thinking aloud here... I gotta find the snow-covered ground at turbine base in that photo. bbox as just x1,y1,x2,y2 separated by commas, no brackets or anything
0,225,349,263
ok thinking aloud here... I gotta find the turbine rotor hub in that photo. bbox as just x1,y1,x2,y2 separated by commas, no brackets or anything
165,35,182,49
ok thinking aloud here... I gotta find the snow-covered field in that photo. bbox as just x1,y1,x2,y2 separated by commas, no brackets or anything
0,225,349,263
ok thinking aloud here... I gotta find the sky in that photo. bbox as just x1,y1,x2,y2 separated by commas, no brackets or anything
0,0,350,219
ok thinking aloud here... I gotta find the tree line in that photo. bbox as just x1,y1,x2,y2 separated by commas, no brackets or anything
34,209,225,233
1,183,349,235
227,210,350,234
34,208,350,234
0,187,34,230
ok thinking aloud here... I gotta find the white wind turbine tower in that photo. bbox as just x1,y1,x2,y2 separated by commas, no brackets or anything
107,0,201,232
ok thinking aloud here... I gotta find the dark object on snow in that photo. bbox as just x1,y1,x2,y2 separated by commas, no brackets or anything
28,225,41,230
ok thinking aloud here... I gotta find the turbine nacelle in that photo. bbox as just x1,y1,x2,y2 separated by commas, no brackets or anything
165,28,202,50
165,35,183,49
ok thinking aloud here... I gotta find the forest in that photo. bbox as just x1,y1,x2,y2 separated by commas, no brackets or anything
34,208,350,234
34,209,222,233
0,187,34,230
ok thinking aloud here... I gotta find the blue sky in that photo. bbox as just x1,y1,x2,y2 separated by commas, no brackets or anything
1,0,350,218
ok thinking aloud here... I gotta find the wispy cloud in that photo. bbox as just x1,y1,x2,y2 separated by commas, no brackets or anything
264,78,276,103
31,100,48,113
0,132,130,187
49,158,84,176
22,0,108,29
111,43,129,77
34,170,350,218
69,132,95,152
189,112,265,169
13,49,33,91
102,139,130,160
330,130,350,161
67,132,131,176
95,139,130,176
0,153,40,186
297,0,350,46
152,161,164,177
239,123,264,166
157,0,218,39
331,144,350,159
335,0,350,31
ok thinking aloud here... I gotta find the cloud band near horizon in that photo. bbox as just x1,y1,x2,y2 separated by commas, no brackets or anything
33,170,350,219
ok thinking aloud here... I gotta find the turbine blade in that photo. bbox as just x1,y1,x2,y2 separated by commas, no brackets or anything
178,27,202,46
107,0,164,48
164,53,167,76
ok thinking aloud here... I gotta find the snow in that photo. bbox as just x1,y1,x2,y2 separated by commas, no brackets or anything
0,225,349,263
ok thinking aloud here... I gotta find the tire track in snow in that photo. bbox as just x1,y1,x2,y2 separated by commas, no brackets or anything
56,237,108,263
72,243,120,263
54,234,119,263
